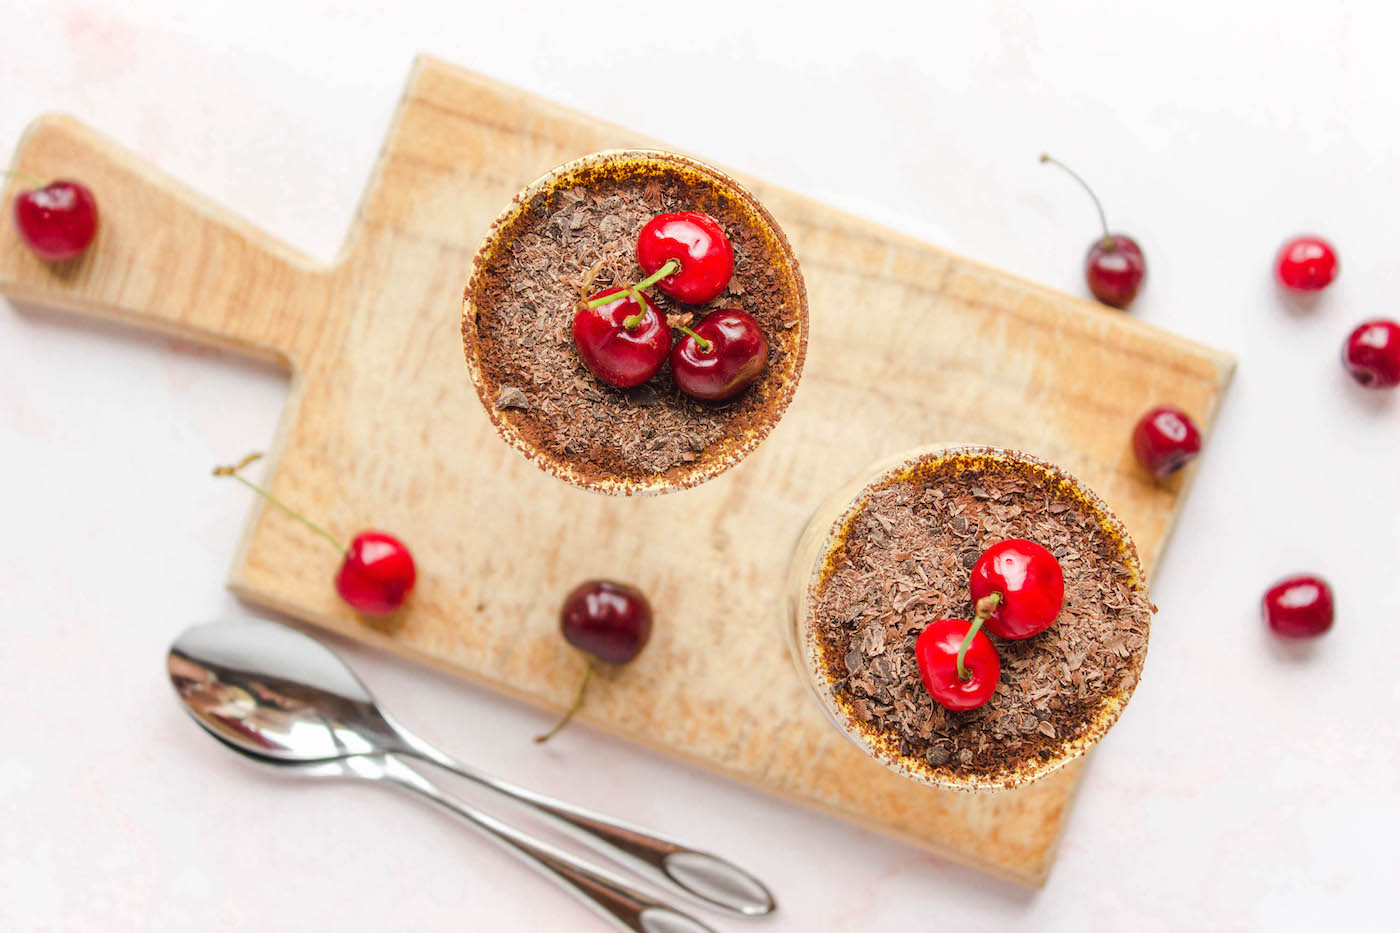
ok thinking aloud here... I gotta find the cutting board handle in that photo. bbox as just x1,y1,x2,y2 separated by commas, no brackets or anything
1,114,325,368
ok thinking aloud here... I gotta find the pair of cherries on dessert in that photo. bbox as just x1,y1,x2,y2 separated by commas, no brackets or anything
915,539,1064,711
572,212,768,402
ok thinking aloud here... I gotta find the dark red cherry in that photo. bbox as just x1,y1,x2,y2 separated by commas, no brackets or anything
1342,319,1400,389
669,309,768,401
636,212,734,305
1276,236,1338,292
560,580,653,665
1041,155,1145,309
536,580,654,742
1262,575,1333,638
1132,406,1203,478
1085,235,1146,309
968,539,1064,639
915,618,1001,711
572,287,669,388
13,179,99,261
335,531,417,615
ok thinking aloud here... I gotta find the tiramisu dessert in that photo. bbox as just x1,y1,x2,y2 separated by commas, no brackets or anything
462,150,808,495
788,445,1153,790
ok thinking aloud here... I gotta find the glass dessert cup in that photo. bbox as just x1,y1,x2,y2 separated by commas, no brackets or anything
787,444,1152,792
462,149,809,496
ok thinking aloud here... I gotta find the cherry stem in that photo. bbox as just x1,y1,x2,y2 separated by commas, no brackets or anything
673,322,712,353
633,258,679,292
956,593,1003,681
213,453,345,553
584,288,625,309
621,289,650,331
534,657,594,743
582,259,681,310
1039,154,1113,248
1,169,46,188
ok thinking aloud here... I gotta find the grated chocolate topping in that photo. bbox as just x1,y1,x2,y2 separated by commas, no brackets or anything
812,456,1152,781
466,160,804,487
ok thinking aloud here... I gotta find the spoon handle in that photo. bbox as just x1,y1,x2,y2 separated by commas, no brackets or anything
377,756,713,933
391,725,775,917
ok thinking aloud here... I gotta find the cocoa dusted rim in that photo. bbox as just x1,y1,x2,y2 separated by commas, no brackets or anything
461,149,809,496
800,445,1152,792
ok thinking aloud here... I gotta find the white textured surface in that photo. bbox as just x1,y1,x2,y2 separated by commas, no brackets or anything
2,2,1398,930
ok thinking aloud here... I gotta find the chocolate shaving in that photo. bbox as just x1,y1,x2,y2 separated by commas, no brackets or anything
494,386,530,410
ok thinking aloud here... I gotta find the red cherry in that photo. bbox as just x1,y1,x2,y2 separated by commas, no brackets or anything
13,179,99,261
1132,405,1202,478
669,309,768,402
1342,319,1400,389
636,212,734,305
969,539,1064,640
1040,155,1145,309
1085,235,1146,309
537,580,653,742
915,618,1001,711
215,454,417,618
572,287,669,388
1275,236,1338,292
1262,575,1334,638
335,531,417,615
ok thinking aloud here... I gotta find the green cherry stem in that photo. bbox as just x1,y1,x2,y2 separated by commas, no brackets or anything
584,288,629,309
1,169,47,188
956,593,1003,681
621,290,650,331
632,257,679,292
534,657,594,743
213,452,345,553
1039,153,1114,250
673,322,712,353
582,259,681,309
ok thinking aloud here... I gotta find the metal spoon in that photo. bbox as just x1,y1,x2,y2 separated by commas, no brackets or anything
167,619,774,918
187,719,711,933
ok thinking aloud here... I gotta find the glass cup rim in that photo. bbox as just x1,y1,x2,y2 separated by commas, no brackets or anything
461,148,810,496
789,443,1151,792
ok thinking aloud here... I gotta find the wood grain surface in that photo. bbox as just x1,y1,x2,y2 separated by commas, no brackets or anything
0,55,1233,887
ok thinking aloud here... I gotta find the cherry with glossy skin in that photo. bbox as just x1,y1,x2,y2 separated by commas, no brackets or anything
213,453,416,616
336,531,417,615
1084,235,1146,309
572,286,669,388
969,539,1065,640
915,617,1001,712
1262,575,1334,638
1040,154,1145,309
1342,319,1400,389
1132,405,1203,478
636,212,734,305
670,309,768,401
13,179,99,261
1275,236,1338,292
536,580,653,743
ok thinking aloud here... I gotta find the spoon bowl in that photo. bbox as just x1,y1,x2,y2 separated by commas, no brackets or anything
169,620,400,762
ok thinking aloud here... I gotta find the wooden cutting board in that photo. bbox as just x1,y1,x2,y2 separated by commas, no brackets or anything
0,55,1233,887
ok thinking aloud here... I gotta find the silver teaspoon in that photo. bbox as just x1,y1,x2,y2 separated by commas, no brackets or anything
187,719,711,933
167,619,774,918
